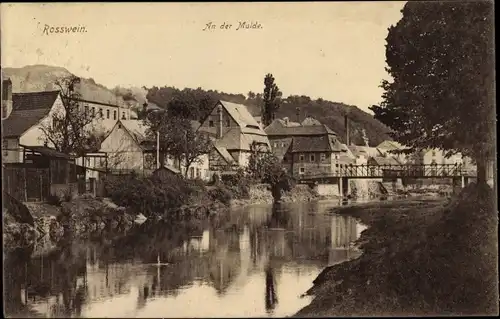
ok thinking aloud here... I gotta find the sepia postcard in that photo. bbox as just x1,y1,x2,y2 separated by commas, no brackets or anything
1,1,497,318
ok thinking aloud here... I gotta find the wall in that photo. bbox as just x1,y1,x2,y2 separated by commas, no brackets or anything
422,149,463,165
290,152,333,177
316,184,340,197
99,123,144,170
199,103,238,138
2,137,21,163
80,100,131,122
20,95,65,148
268,137,293,160
179,153,210,180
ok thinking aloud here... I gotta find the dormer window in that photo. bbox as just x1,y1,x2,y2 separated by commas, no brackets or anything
122,112,126,120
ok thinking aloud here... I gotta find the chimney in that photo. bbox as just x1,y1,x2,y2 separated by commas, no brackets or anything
216,104,223,138
344,114,350,145
295,107,300,123
2,78,13,119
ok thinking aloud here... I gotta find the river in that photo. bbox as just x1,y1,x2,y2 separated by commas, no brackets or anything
4,200,367,318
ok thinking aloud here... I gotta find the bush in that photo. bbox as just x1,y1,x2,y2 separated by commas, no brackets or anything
207,185,233,205
46,194,62,206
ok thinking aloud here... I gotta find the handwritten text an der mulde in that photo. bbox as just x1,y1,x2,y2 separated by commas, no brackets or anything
202,21,263,31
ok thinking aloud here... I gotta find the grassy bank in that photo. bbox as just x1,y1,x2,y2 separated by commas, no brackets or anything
296,183,498,317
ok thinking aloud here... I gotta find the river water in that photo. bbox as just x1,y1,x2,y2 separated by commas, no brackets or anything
4,200,367,318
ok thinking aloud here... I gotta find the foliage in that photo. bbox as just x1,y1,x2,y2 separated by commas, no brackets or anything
142,109,212,176
207,185,233,206
39,75,101,156
370,1,494,180
246,144,294,201
261,73,283,127
46,193,62,207
103,173,196,218
300,184,497,316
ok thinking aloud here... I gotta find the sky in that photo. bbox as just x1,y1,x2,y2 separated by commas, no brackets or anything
1,2,406,113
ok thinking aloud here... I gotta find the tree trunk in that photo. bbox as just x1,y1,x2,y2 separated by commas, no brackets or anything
476,157,488,185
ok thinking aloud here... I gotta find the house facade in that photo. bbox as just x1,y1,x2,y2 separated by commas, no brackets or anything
198,100,270,171
265,119,347,177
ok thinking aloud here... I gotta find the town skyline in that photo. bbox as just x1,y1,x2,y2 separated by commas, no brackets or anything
1,2,406,113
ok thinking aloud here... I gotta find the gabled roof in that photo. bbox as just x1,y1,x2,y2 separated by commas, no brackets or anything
213,144,235,164
265,123,337,136
219,100,261,129
2,91,60,137
119,120,148,145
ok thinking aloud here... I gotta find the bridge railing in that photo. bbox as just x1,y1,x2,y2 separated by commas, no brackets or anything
301,163,469,179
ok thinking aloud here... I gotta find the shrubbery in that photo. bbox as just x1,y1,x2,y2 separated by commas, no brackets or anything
103,173,200,218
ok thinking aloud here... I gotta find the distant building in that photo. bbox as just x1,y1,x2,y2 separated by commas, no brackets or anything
265,119,349,177
198,100,270,171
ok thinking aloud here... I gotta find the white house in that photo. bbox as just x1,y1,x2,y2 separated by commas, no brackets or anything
2,88,65,163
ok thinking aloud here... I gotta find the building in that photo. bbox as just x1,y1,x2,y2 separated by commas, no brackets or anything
376,140,410,164
265,119,348,177
198,100,270,170
347,145,385,165
2,87,64,163
97,119,210,180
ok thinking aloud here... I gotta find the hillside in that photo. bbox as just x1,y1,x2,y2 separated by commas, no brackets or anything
2,65,391,146
145,87,392,146
2,65,135,109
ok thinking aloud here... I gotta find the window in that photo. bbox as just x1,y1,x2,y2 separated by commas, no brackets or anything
196,168,201,178
226,119,230,127
283,155,288,162
299,167,305,174
299,154,305,161
99,108,103,118
84,105,89,115
274,142,278,148
432,151,436,157
310,154,315,162
320,153,326,161
122,112,126,120
209,120,214,127
281,142,285,147
106,109,110,119
91,107,95,117
113,110,117,120
189,167,195,179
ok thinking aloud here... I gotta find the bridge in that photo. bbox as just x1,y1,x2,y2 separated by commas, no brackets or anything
299,163,475,180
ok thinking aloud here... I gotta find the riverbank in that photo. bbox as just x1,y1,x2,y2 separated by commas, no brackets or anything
296,182,498,317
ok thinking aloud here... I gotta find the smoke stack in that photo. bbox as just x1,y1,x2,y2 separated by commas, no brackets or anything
344,114,350,145
2,78,13,119
216,104,223,138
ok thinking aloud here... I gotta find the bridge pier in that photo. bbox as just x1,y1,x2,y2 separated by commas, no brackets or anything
338,177,350,197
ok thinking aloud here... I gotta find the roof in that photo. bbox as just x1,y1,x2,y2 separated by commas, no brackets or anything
369,156,402,166
154,165,181,175
289,135,344,153
22,145,73,159
301,117,322,126
348,145,384,158
213,144,235,163
120,120,148,145
377,140,405,150
2,91,60,137
265,123,337,136
219,100,261,129
215,127,270,151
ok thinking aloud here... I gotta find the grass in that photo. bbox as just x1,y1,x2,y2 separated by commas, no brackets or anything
296,183,498,317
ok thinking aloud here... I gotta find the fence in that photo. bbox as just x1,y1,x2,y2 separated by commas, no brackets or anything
3,165,50,202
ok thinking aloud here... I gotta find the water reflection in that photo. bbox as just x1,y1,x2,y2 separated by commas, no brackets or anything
4,200,366,318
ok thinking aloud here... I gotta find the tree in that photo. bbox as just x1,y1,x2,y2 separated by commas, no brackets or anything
40,76,100,156
142,109,211,177
261,74,283,127
246,143,294,202
370,1,494,183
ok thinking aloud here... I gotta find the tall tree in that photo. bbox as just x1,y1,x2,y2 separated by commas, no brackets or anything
370,1,494,183
40,76,100,156
261,74,283,127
